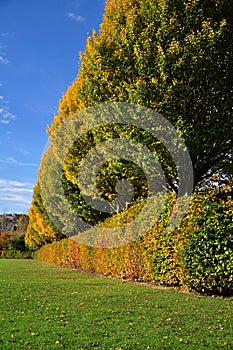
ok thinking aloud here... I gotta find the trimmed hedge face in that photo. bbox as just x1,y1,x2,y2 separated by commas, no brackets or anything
35,187,233,295
180,188,233,295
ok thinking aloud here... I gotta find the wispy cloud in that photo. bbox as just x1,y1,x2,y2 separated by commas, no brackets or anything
0,110,16,124
0,179,34,211
0,179,32,188
0,35,10,65
0,55,9,65
0,95,16,124
16,148,31,156
0,157,38,167
66,12,85,22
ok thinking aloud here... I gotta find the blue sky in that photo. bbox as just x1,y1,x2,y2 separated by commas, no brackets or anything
0,0,105,214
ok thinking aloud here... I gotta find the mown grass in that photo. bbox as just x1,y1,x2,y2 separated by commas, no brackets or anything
0,259,232,349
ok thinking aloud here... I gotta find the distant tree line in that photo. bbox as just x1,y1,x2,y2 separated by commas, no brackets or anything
0,214,32,258
0,213,29,233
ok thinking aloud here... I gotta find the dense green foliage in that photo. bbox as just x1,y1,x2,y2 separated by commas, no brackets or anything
1,259,233,349
181,186,233,294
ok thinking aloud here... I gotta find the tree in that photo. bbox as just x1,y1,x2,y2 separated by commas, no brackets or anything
0,231,11,254
0,214,10,232
30,0,232,246
15,214,29,233
50,0,232,188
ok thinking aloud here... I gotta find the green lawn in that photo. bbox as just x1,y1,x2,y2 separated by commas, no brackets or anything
0,259,232,349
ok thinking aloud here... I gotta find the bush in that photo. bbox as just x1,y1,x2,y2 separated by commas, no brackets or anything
0,232,33,259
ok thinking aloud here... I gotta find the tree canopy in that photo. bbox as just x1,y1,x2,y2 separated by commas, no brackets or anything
49,0,232,187
27,0,232,248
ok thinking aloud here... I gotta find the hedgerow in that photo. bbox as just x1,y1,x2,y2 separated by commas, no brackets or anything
35,187,233,295
180,186,233,295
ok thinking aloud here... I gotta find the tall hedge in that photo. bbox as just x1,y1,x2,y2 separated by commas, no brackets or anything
181,186,233,294
36,187,233,295
27,0,233,248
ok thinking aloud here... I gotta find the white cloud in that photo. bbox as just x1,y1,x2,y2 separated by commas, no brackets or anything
5,157,19,163
0,179,34,210
0,55,9,65
0,157,38,167
0,34,10,65
0,179,33,187
0,112,16,124
16,148,31,156
0,100,16,124
66,12,85,22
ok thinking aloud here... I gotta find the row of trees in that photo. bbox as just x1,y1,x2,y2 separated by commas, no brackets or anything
26,0,232,249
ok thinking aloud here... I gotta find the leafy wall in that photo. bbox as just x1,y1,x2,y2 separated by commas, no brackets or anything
36,187,233,295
